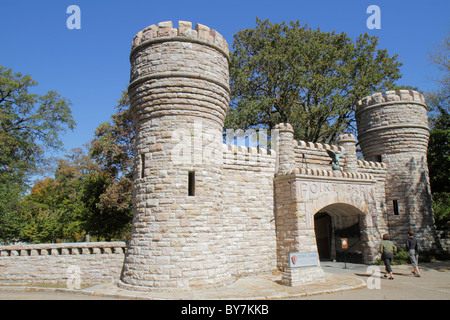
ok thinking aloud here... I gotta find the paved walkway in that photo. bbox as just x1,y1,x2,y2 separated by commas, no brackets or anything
0,260,449,300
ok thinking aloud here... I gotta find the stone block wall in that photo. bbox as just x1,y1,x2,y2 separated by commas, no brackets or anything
0,242,126,286
222,144,277,276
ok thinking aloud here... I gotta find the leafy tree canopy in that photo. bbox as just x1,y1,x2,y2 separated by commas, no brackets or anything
0,66,75,243
0,65,75,189
226,18,403,143
426,32,449,230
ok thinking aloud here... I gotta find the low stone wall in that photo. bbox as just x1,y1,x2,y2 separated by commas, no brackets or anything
0,242,126,287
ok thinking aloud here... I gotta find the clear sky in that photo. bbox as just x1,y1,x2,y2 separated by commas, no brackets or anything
1,0,449,161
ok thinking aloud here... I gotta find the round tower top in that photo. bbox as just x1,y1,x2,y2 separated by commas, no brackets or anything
131,20,229,59
356,89,426,114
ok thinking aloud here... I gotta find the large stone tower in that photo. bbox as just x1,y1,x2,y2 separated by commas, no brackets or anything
119,21,232,290
356,90,438,248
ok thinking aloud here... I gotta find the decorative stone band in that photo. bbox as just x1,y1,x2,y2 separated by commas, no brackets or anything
130,21,229,61
357,123,430,140
277,167,375,180
0,242,126,257
128,71,231,95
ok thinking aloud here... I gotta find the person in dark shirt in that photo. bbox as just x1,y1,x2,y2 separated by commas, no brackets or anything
406,231,421,277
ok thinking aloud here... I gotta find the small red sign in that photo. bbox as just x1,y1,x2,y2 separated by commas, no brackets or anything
341,238,348,249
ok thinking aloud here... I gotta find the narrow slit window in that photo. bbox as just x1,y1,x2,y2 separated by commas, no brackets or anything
393,200,399,216
188,171,195,196
140,154,145,179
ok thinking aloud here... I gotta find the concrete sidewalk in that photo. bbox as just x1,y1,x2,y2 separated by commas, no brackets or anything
0,261,448,300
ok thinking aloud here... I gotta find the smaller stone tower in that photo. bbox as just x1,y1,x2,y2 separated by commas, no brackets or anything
356,90,438,248
337,133,358,173
120,21,231,291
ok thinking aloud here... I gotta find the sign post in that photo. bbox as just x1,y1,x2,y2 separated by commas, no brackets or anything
341,238,348,269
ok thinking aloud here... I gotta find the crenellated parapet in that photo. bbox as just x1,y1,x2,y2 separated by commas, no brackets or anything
131,20,229,58
129,20,230,127
222,143,276,158
356,89,429,156
281,167,375,181
356,89,426,110
295,139,342,153
357,159,387,170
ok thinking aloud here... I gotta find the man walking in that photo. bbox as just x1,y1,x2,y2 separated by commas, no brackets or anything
406,231,421,277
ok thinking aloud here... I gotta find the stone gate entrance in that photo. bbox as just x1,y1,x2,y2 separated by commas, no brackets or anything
274,171,383,286
120,20,438,291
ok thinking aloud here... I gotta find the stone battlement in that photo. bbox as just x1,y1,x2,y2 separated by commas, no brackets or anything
280,167,374,180
222,143,276,157
356,89,426,111
357,159,386,170
295,139,342,153
131,20,229,58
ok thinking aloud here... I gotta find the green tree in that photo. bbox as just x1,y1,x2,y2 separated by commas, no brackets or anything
226,18,402,143
81,171,132,241
89,91,134,178
426,32,450,230
82,91,134,240
21,148,98,243
0,66,75,243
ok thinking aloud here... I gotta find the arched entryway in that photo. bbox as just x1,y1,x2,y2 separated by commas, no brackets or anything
274,174,382,286
314,203,366,263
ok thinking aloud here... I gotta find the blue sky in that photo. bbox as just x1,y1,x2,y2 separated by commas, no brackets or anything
1,0,449,162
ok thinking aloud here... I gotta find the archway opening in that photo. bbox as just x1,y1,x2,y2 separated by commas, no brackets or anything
314,203,365,263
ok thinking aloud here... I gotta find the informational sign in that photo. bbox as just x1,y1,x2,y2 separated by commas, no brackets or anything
289,252,319,268
341,238,348,249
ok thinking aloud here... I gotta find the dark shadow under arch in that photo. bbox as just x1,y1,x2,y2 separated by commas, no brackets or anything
314,203,366,263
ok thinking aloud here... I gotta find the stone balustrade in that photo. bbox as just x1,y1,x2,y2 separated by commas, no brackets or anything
0,242,127,286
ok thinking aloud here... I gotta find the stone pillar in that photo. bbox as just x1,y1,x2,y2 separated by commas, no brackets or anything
337,133,357,173
120,21,232,291
274,123,295,174
274,175,325,286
